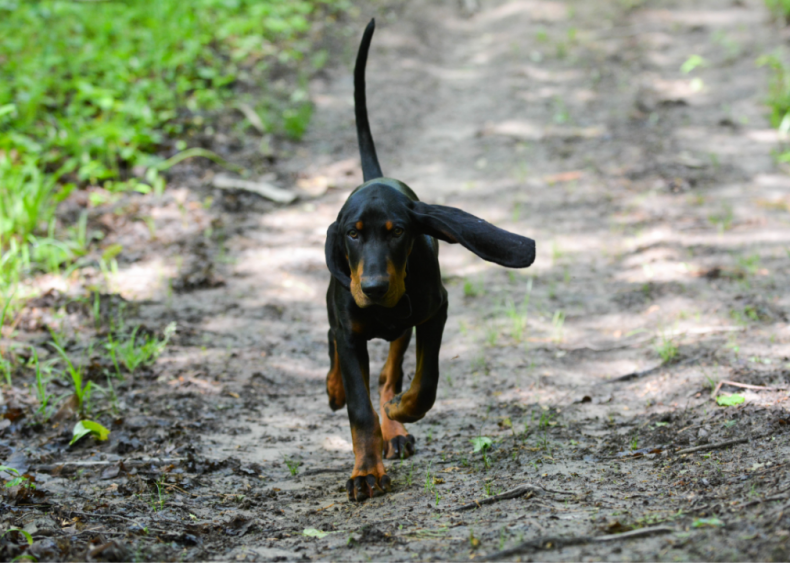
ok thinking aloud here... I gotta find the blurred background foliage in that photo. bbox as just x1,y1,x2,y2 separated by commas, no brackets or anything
0,0,348,290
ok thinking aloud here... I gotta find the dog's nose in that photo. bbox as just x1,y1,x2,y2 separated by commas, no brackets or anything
361,278,389,300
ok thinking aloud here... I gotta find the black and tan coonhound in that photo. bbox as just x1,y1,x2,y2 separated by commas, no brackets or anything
324,19,536,501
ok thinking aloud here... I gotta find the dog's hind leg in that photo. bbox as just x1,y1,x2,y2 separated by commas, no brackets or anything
379,329,416,459
326,330,346,411
384,300,447,424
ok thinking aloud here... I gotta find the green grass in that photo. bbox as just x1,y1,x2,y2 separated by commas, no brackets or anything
0,0,347,291
766,0,790,20
757,54,790,131
107,322,176,374
655,332,679,364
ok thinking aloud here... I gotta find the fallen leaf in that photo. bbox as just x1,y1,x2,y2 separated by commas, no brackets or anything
303,528,330,539
70,420,111,445
716,394,745,407
692,517,724,528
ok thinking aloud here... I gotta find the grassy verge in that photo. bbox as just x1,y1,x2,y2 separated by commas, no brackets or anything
0,0,347,294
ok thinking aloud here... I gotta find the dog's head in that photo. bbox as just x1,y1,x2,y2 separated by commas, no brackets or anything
326,179,536,308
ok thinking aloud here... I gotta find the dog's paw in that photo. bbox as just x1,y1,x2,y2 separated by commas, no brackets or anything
328,394,346,411
383,392,426,424
384,434,415,460
346,470,391,502
326,374,346,411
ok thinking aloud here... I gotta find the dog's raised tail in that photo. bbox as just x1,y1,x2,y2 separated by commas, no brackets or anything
355,18,383,182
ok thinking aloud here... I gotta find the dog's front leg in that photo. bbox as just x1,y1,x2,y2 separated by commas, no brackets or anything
335,331,389,501
384,300,448,423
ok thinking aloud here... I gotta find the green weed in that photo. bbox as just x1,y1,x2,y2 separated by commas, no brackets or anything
0,292,13,385
551,310,565,343
0,466,34,489
31,348,53,417
463,278,484,297
50,341,92,413
107,322,176,373
655,332,679,364
708,204,734,232
765,0,790,21
424,463,434,493
283,456,301,476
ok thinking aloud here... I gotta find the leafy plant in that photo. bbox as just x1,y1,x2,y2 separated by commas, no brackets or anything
50,341,92,412
0,466,33,489
31,348,52,417
471,436,493,468
471,436,493,453
655,332,679,364
463,278,484,297
538,409,556,429
70,420,111,445
551,309,565,343
284,456,301,476
1,527,34,547
0,0,348,291
765,0,790,21
0,292,14,385
108,322,176,373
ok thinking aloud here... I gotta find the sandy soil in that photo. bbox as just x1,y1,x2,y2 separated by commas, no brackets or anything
3,0,790,561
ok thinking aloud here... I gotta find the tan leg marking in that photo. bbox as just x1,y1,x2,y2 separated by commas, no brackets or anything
379,332,415,459
326,339,346,411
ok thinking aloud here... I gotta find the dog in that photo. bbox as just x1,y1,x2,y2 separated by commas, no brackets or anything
325,19,536,501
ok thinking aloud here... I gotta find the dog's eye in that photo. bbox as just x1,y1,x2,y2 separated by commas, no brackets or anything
348,229,358,239
392,227,404,237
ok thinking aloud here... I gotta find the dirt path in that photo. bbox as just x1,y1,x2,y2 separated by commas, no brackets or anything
4,0,790,561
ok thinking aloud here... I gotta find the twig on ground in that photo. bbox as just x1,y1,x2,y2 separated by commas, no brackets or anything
160,483,198,497
67,511,168,534
31,457,186,474
674,435,765,455
733,494,789,510
212,174,297,204
234,102,266,134
711,380,788,400
608,354,703,383
478,526,674,560
454,483,575,511
300,467,350,476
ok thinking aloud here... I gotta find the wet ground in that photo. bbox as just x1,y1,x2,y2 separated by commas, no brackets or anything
2,0,790,561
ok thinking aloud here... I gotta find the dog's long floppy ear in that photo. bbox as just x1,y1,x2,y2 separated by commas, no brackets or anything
325,222,352,288
410,201,536,268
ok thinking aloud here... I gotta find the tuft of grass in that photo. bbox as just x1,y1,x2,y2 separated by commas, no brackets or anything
551,309,565,343
765,0,790,21
758,53,790,135
31,348,53,418
463,278,484,298
0,293,14,385
50,341,92,413
283,456,301,476
107,322,176,374
655,332,679,364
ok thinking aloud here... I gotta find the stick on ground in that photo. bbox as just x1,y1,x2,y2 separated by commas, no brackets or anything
479,525,674,561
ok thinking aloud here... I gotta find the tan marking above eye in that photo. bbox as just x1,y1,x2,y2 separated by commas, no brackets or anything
355,221,364,231
385,221,393,231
